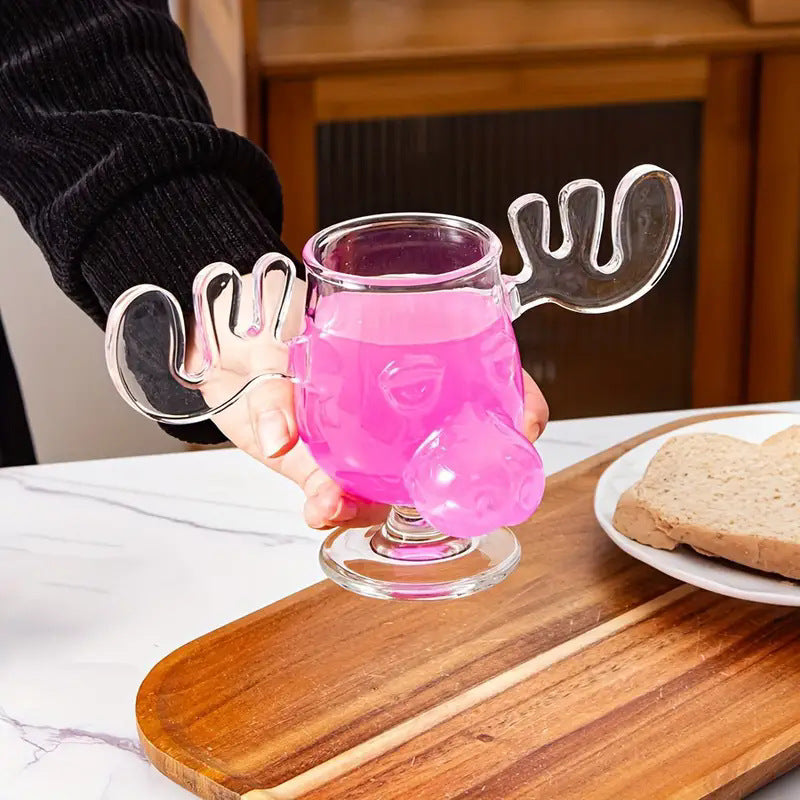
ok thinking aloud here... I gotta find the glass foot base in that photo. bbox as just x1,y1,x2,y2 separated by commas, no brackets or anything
319,519,521,601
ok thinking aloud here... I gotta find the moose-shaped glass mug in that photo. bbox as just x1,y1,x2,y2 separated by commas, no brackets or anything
105,164,681,600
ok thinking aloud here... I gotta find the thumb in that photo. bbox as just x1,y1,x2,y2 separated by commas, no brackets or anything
246,375,298,460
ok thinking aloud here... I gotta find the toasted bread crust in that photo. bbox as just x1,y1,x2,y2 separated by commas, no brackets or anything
612,426,800,580
612,490,676,550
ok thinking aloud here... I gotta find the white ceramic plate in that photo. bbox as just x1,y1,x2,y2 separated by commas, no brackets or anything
594,413,800,606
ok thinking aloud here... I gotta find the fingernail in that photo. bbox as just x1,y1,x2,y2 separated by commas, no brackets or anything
526,422,541,442
257,410,290,458
333,497,358,522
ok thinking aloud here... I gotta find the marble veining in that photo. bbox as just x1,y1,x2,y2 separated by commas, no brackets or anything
0,472,313,543
1,401,798,800
0,707,146,767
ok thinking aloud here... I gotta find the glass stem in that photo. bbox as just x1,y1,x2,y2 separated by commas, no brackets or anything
371,506,471,561
384,506,442,542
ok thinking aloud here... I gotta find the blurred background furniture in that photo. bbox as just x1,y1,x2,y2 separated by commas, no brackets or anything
178,0,800,420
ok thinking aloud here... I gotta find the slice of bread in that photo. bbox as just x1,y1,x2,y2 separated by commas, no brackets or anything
764,425,800,459
612,426,800,579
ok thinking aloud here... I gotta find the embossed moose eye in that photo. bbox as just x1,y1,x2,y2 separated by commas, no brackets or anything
378,354,445,414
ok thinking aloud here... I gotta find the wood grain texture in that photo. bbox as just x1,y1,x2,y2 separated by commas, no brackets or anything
256,0,800,77
747,51,800,403
314,56,708,122
692,56,757,407
265,78,317,257
734,0,800,25
137,413,800,800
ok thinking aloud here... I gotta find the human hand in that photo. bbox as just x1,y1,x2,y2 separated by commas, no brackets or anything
185,273,386,529
188,273,549,530
521,369,549,444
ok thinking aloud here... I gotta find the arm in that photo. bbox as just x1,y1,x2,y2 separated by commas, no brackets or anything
0,0,298,444
0,0,392,528
0,0,549,527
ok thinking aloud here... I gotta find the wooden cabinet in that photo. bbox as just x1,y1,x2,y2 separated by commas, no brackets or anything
180,0,800,416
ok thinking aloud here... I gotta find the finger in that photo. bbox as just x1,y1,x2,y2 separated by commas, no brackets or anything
302,475,388,529
266,443,387,529
266,443,348,527
307,495,389,529
304,482,345,528
247,376,298,460
343,503,390,528
522,370,549,442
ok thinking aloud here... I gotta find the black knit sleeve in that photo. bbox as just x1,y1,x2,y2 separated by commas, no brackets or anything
0,0,301,444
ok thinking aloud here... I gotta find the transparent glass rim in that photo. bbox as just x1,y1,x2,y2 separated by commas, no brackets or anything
301,212,503,290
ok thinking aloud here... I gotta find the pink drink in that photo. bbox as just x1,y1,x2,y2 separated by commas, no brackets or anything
291,289,531,512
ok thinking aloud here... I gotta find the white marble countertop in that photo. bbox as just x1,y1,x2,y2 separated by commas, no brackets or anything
2,401,799,800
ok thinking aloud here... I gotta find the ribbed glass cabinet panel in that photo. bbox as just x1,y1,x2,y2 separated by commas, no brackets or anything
318,103,700,419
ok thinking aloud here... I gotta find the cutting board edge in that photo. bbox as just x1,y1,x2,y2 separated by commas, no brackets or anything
137,716,242,800
135,409,771,799
684,721,800,799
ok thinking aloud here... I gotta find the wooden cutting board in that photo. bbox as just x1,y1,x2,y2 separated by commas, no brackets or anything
136,414,800,800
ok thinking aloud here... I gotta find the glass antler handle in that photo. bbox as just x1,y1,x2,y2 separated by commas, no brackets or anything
505,164,682,319
104,164,682,428
105,253,297,425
